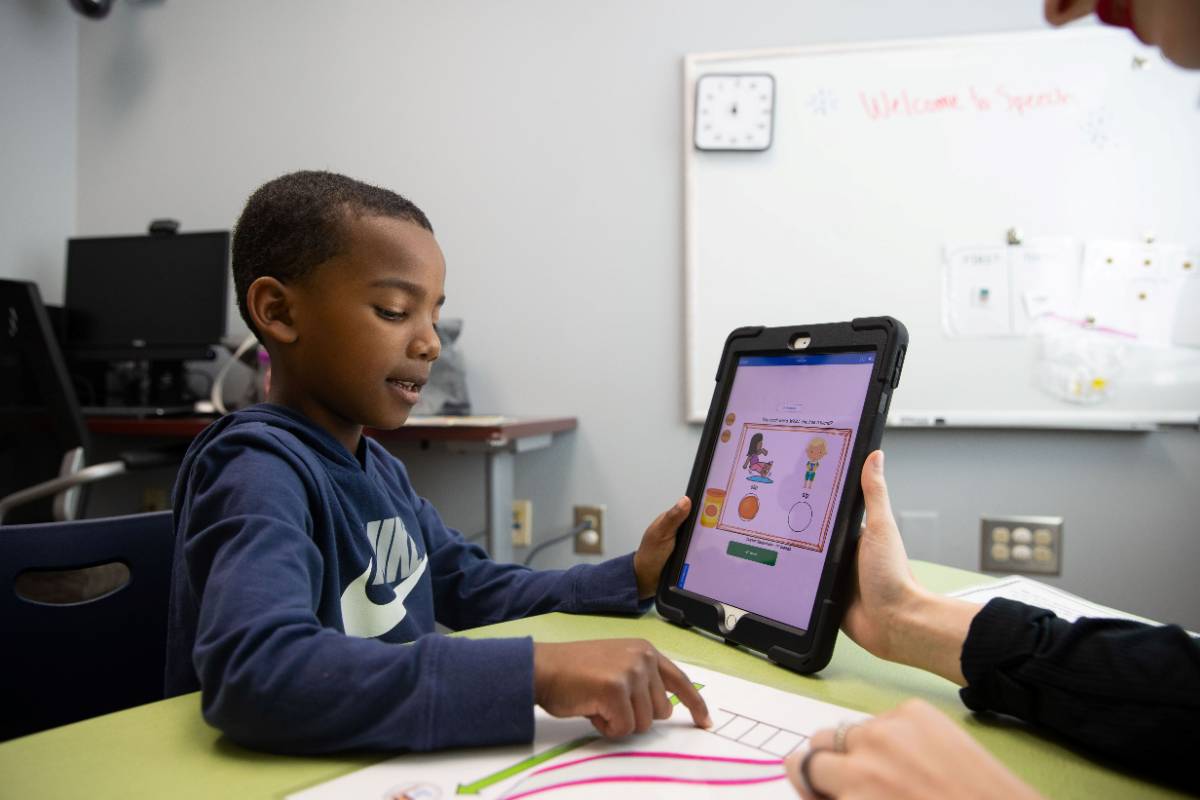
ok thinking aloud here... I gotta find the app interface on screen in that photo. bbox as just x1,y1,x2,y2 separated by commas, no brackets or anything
678,351,876,631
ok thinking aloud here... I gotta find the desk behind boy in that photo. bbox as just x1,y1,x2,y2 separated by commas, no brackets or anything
86,413,578,562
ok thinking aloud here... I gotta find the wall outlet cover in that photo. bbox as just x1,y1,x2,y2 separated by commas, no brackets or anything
574,504,605,555
980,515,1063,576
512,499,533,547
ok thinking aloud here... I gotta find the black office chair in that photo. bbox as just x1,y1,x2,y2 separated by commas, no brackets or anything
0,279,184,525
0,510,174,740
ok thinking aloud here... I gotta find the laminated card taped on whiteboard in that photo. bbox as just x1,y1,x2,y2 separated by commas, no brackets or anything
943,237,1200,346
287,663,869,800
1077,240,1200,347
943,238,1078,338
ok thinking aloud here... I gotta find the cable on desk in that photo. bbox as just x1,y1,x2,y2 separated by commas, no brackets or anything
523,520,591,567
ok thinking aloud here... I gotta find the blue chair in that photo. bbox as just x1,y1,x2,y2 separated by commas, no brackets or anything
0,510,174,740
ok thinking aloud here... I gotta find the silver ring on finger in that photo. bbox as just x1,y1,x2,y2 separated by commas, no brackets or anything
798,747,833,800
833,721,858,754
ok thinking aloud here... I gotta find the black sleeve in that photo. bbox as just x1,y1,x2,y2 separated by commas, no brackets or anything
959,598,1200,792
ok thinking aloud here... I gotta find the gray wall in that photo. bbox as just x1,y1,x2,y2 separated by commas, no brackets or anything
1,0,78,303
65,1,1200,629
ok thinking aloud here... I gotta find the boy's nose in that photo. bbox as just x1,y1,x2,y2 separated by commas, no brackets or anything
410,326,441,361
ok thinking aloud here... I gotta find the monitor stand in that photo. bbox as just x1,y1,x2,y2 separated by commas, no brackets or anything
74,359,199,415
146,360,190,406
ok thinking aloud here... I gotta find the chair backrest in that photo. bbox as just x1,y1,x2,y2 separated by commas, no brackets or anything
0,279,92,523
0,510,174,740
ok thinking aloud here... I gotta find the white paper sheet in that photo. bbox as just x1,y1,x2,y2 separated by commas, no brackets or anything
1077,240,1194,346
943,238,1078,338
287,663,869,800
946,574,1155,624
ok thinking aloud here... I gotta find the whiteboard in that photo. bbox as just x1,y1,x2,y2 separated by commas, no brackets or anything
684,29,1200,429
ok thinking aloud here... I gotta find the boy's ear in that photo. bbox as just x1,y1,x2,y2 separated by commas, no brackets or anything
246,276,299,345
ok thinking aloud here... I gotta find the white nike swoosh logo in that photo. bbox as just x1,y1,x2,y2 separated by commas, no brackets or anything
339,553,428,638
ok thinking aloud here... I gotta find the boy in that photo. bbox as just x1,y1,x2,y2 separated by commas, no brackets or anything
165,170,709,754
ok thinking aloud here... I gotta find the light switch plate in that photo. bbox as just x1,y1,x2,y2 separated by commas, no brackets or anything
980,515,1063,575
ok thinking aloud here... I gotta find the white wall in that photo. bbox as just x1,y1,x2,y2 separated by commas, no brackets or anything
1,0,78,303
73,1,1200,629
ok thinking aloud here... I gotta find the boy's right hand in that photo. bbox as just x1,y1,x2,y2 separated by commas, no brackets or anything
533,639,711,737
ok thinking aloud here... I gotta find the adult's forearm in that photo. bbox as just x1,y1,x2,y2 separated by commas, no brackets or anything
886,590,982,686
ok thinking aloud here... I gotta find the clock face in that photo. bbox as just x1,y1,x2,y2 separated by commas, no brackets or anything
693,73,775,151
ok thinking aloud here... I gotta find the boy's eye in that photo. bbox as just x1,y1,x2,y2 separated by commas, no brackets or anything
374,306,407,321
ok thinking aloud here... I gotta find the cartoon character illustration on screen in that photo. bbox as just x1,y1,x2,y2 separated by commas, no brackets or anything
803,436,828,489
742,433,774,482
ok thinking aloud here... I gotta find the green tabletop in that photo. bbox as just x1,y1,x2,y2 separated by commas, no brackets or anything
0,562,1182,799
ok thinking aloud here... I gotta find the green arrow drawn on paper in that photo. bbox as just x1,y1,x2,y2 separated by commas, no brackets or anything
455,734,598,795
454,683,703,796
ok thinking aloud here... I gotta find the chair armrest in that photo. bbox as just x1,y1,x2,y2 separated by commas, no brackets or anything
0,462,127,525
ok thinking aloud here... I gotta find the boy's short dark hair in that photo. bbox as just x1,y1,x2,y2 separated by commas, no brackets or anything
232,170,433,338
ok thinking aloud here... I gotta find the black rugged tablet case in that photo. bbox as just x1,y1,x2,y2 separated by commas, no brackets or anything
657,317,907,674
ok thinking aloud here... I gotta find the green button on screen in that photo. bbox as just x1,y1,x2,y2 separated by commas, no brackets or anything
726,541,778,566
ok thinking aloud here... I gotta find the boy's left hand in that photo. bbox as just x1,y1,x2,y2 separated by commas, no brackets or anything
633,496,692,600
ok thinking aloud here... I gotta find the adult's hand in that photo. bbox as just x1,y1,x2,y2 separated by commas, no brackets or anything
842,451,980,685
786,699,1044,800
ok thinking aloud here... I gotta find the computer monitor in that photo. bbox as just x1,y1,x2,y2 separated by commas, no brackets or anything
64,231,229,361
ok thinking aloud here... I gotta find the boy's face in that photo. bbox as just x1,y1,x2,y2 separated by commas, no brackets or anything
278,214,445,447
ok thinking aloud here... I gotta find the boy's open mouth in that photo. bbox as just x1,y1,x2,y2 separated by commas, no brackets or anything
386,377,424,405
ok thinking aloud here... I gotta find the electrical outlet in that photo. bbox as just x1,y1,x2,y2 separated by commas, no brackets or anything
980,515,1063,575
512,499,533,547
573,504,605,555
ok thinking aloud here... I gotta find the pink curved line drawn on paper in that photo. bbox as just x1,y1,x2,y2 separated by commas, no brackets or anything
534,750,782,774
504,773,787,800
502,751,786,800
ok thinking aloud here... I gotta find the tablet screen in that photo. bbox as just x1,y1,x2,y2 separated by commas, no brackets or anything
677,350,876,631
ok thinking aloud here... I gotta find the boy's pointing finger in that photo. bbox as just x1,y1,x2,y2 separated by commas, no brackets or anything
656,652,712,729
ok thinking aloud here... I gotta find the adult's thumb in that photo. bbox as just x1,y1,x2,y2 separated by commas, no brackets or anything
861,450,895,526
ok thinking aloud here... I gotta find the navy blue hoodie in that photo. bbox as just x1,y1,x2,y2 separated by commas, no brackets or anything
166,404,644,753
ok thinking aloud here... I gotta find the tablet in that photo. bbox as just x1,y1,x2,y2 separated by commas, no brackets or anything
657,318,907,673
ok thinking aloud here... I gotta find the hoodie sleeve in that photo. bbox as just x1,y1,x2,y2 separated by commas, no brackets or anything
178,432,537,754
